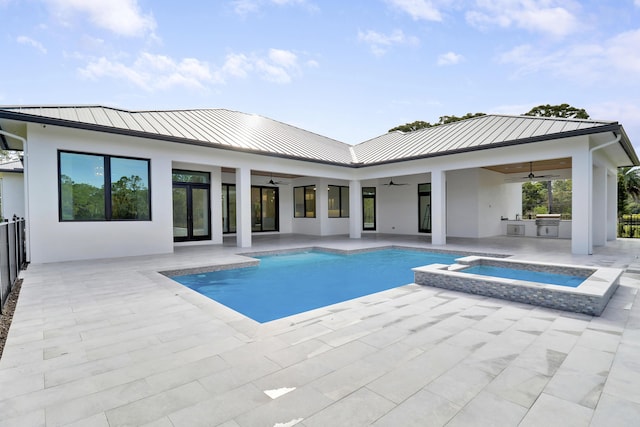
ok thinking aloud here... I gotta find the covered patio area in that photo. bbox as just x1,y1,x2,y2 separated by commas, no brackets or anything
1,235,639,426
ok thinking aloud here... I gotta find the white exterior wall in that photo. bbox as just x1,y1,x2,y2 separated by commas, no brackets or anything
19,120,624,263
0,172,25,220
27,124,175,263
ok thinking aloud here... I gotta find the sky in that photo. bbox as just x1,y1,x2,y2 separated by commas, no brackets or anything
1,0,639,155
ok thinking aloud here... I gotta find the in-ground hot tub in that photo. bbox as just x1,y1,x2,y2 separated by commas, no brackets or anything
413,256,623,316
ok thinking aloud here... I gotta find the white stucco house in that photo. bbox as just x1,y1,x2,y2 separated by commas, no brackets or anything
0,106,637,264
0,159,25,222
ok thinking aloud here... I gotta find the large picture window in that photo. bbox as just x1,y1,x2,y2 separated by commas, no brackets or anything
59,151,150,221
294,185,316,218
328,185,349,218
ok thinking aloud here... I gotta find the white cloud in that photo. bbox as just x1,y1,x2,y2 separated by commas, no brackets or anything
79,53,214,91
16,36,47,54
231,0,316,15
437,51,463,66
636,0,640,7
466,0,580,38
217,48,305,84
385,0,443,21
358,29,419,56
79,48,311,89
499,29,640,84
43,0,156,37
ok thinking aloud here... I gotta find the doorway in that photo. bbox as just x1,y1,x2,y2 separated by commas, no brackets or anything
172,170,211,242
418,183,431,233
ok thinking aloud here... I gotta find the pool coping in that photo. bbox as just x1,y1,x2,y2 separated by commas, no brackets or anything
159,245,509,278
413,255,624,316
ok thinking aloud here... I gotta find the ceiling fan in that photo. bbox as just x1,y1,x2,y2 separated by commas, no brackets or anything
383,178,409,186
508,162,559,181
266,175,288,186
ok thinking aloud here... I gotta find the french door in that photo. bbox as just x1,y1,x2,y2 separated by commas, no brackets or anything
418,183,431,233
172,170,211,242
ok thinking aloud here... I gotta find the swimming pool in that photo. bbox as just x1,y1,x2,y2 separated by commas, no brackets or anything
171,249,461,323
461,265,585,287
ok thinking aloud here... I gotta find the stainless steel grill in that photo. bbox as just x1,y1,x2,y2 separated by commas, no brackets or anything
536,214,561,237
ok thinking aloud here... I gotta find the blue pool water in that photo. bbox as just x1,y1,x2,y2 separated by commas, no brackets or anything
462,265,585,288
171,249,460,323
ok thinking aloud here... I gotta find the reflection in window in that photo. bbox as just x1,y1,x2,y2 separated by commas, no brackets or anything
252,186,279,232
294,185,316,218
328,185,349,218
59,151,150,221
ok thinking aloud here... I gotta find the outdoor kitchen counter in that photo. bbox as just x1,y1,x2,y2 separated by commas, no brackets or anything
502,219,572,239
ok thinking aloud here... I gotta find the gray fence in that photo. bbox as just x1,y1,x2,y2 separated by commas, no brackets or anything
0,218,27,314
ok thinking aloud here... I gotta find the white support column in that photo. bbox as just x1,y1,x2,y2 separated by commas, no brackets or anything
210,167,223,244
571,150,591,254
349,179,362,239
592,165,607,247
235,167,252,248
431,169,447,246
607,170,618,241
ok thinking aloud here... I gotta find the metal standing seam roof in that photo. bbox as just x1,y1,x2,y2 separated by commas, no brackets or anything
351,114,634,165
0,106,635,167
0,106,354,165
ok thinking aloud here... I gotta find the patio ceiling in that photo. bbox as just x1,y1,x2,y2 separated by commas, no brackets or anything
483,157,572,175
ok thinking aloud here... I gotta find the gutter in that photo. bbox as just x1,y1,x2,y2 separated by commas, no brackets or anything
0,130,30,262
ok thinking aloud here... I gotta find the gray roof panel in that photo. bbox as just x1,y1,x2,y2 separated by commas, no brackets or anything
0,106,634,166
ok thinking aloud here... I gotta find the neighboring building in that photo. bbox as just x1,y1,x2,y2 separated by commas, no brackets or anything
0,159,24,221
0,106,637,263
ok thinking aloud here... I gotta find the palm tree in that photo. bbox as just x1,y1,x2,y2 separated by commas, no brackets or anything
618,166,640,214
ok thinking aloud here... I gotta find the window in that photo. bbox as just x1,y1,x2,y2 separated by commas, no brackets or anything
362,187,376,230
328,185,349,218
418,183,431,233
252,186,279,232
59,151,150,221
222,184,236,233
294,185,316,218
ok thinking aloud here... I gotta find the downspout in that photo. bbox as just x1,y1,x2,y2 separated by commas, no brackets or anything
587,132,621,254
0,130,30,262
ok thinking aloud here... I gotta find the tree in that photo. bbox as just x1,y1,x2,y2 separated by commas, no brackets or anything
618,166,640,215
524,103,590,119
388,112,486,133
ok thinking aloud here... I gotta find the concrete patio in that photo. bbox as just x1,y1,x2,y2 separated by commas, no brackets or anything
1,235,639,426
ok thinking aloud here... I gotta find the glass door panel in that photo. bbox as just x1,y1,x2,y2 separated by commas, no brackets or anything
262,188,277,231
418,193,431,233
362,187,376,230
172,187,188,239
192,188,209,238
251,187,262,232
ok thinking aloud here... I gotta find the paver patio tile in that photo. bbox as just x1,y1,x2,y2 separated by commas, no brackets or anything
45,378,150,426
198,357,282,394
105,380,210,427
519,393,593,427
302,387,395,427
372,388,460,427
167,383,268,427
445,390,527,427
485,365,550,408
63,412,110,427
144,354,229,391
367,343,470,404
577,327,622,352
0,409,45,427
309,359,388,401
590,392,640,427
1,236,639,426
426,363,495,407
360,340,424,371
264,338,332,368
